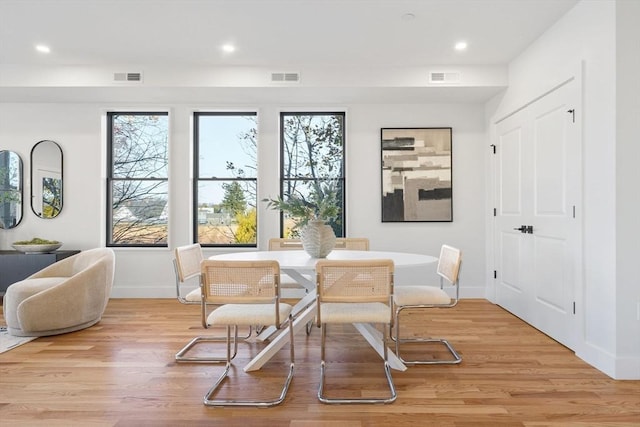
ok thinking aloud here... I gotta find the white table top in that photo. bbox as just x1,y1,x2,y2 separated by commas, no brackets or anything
209,249,437,271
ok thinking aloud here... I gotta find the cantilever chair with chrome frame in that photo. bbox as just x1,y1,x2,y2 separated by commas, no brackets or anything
173,243,244,363
201,259,295,407
174,243,206,317
392,244,463,365
315,258,396,404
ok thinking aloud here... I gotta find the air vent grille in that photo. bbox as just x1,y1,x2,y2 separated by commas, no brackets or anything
429,71,461,84
114,72,143,82
271,72,300,83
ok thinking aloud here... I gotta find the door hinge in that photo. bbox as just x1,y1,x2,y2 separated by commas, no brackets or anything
573,301,576,314
573,205,576,218
490,144,496,154
494,270,497,279
493,208,497,217
568,109,575,123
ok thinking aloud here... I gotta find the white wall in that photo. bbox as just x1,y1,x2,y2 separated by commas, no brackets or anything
616,0,640,379
485,0,639,379
0,103,104,252
0,101,487,298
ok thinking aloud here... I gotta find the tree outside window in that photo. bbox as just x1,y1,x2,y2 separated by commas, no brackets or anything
280,112,345,237
107,112,169,246
194,112,257,246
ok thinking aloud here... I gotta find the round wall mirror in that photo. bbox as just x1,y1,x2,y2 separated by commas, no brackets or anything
31,140,63,218
0,150,23,229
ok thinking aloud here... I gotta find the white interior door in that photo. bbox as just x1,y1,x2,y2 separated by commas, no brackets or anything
494,80,581,350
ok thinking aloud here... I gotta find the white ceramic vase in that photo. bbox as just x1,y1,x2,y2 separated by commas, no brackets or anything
300,220,336,258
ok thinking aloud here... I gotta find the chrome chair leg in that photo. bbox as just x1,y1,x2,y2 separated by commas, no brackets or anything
318,323,397,404
204,315,295,407
393,306,462,365
176,325,256,363
175,334,239,363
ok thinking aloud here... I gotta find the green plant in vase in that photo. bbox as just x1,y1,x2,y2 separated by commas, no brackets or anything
263,180,340,257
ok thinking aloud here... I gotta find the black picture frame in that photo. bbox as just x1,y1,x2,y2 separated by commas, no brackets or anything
381,127,453,222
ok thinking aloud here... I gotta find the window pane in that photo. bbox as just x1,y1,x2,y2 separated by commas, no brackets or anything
195,112,258,247
281,179,344,238
111,114,168,179
111,180,168,245
282,114,343,178
196,180,257,245
280,112,345,238
197,114,257,178
108,112,169,247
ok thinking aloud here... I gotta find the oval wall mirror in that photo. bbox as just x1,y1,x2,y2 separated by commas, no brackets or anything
31,140,63,218
0,150,23,229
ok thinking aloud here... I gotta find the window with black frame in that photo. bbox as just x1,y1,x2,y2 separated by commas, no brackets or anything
194,112,258,247
279,112,345,238
107,112,169,247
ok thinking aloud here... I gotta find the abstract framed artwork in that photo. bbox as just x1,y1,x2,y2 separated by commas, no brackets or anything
381,127,452,222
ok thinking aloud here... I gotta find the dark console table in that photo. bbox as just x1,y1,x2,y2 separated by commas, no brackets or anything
0,250,80,296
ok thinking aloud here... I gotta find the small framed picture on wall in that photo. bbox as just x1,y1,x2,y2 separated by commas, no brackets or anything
381,127,453,222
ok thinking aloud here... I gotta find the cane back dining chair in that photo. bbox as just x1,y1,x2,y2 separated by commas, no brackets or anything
268,238,306,291
315,259,396,404
201,259,295,407
173,244,245,363
392,244,463,365
268,238,303,251
334,237,370,250
174,243,205,309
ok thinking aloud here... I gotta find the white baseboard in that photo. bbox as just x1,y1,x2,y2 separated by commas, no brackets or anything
577,342,640,380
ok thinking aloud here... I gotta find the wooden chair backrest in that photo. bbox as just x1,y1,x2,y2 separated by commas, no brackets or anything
174,243,203,283
268,238,303,251
315,259,393,304
200,259,283,325
436,244,462,285
334,237,370,251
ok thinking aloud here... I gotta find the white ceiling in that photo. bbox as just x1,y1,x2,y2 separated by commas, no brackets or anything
0,0,579,103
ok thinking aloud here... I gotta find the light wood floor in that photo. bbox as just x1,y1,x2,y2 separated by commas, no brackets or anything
1,299,638,426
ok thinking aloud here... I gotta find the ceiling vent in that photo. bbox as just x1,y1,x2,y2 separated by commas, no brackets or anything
271,72,300,83
113,72,143,83
429,71,461,84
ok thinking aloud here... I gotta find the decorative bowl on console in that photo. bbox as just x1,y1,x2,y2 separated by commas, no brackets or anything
12,238,63,254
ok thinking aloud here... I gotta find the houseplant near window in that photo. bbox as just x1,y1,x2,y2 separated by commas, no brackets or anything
264,180,340,258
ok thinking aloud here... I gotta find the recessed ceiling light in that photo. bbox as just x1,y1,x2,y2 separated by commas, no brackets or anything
454,41,468,51
35,44,51,54
221,44,235,53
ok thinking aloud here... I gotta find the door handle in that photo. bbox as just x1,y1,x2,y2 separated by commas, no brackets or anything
513,225,534,234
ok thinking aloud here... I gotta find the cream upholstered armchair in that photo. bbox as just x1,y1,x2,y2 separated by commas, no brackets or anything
3,248,115,337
